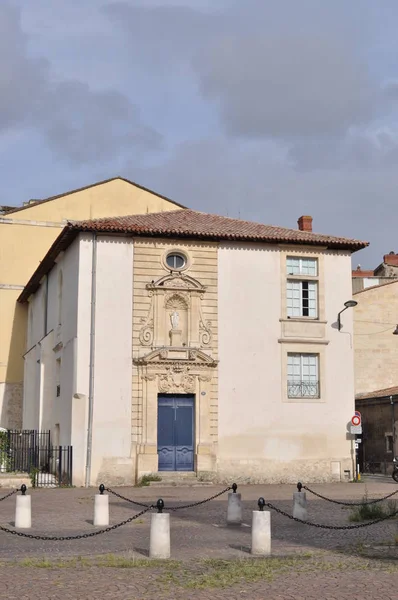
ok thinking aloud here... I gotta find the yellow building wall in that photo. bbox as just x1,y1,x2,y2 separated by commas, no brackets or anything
3,178,182,222
0,223,61,284
354,281,398,395
0,178,185,428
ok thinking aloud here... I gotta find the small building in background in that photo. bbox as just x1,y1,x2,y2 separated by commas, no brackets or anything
352,251,398,294
356,386,398,475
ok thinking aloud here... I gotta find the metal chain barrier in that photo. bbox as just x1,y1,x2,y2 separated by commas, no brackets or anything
168,486,231,510
106,487,152,509
0,489,18,502
264,499,398,530
106,485,232,511
0,505,152,540
303,484,398,507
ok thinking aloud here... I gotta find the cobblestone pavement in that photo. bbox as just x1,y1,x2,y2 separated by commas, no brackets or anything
0,481,397,599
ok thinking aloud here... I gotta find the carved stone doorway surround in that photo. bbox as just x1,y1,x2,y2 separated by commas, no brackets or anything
134,347,217,477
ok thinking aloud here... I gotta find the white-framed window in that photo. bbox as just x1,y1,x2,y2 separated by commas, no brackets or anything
286,256,318,318
287,353,320,398
287,280,317,318
286,257,317,276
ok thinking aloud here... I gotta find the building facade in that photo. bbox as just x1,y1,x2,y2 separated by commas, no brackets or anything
20,210,367,486
356,386,398,474
0,178,184,430
353,280,398,396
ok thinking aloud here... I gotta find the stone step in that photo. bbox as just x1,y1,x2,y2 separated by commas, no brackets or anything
147,473,214,487
0,473,31,489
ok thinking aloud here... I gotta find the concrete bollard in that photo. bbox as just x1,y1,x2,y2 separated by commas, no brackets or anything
293,492,307,520
251,498,271,556
149,499,170,559
227,483,243,526
15,485,31,529
94,484,109,526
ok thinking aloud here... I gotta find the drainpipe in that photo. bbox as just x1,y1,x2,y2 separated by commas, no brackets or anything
85,233,97,487
391,396,396,455
44,275,49,337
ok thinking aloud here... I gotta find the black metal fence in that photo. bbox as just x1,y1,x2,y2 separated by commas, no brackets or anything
362,460,390,475
0,430,72,487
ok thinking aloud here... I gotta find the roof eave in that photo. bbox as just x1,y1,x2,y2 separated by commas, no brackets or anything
68,223,369,251
17,228,79,303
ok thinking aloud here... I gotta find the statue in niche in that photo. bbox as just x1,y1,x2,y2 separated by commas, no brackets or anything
170,310,180,330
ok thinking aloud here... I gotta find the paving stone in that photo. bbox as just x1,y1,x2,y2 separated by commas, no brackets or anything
0,481,397,598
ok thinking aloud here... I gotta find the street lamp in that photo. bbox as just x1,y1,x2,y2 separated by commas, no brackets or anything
337,300,358,331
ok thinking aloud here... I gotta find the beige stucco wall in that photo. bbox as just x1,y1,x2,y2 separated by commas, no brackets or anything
0,178,184,429
23,233,135,486
354,281,398,395
90,236,134,486
217,243,355,483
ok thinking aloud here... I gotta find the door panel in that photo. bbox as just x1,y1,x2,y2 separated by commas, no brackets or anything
157,404,175,471
175,402,194,471
158,395,194,471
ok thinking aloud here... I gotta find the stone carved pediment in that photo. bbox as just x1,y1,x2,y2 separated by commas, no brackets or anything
138,270,213,349
147,272,205,293
134,347,217,368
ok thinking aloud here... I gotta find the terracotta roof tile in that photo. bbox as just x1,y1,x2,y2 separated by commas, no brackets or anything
69,209,368,250
356,385,398,400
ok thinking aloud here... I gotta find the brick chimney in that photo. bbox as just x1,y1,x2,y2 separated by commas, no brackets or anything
297,215,313,232
384,251,398,266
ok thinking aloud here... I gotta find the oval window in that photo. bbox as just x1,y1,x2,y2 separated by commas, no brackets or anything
166,253,186,270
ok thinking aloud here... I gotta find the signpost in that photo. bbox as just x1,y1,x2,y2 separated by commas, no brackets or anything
350,412,362,480
350,411,362,434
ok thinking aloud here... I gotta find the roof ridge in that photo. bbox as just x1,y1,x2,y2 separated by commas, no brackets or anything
5,176,187,215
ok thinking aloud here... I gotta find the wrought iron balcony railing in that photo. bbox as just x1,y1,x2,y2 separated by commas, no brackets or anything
287,380,320,398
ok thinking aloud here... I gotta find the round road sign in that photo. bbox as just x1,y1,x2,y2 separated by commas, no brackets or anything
351,415,361,426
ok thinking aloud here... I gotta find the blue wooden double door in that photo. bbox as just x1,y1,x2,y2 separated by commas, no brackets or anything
157,395,195,471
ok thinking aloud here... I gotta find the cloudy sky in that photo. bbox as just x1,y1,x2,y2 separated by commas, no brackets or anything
2,1,398,266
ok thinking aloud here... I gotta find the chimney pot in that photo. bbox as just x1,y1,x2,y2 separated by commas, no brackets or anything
383,252,398,266
298,215,313,232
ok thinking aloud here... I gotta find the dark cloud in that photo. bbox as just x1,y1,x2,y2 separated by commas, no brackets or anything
128,136,397,267
289,128,398,171
0,3,160,165
194,34,374,139
0,5,49,130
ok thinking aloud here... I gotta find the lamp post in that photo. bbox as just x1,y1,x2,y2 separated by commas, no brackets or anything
337,300,358,331
392,327,398,456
